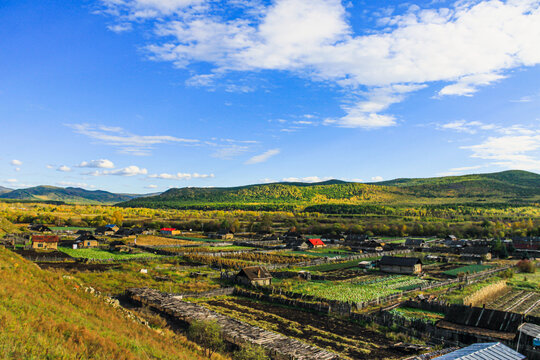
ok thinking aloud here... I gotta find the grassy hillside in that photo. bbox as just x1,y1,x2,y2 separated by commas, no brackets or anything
118,170,540,210
0,187,12,195
0,247,207,360
0,186,136,205
0,218,19,238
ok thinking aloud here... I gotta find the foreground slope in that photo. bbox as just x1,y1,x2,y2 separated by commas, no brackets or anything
0,186,136,204
118,170,540,209
0,247,205,360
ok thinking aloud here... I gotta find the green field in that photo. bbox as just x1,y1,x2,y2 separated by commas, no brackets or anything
443,264,492,277
58,247,161,260
274,275,428,302
390,307,445,324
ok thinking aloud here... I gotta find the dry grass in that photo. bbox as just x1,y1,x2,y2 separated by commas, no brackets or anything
0,247,215,360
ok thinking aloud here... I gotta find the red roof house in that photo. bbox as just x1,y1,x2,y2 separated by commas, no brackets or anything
31,235,59,250
308,238,325,248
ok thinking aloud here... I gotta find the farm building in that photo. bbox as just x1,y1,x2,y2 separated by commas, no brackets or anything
357,239,385,252
236,266,272,286
517,323,540,357
405,238,426,247
307,238,325,248
433,342,525,360
29,224,52,232
75,229,93,236
160,228,181,236
95,224,119,235
31,235,59,250
379,256,422,274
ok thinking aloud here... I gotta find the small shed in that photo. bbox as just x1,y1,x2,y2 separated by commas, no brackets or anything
236,266,272,286
291,241,309,251
31,235,59,250
433,342,525,360
379,256,422,274
307,238,325,248
358,261,373,269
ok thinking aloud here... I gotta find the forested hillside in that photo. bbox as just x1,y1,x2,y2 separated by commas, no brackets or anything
118,170,540,210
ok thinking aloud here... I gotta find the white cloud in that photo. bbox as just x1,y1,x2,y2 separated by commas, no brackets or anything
85,165,149,176
211,144,250,159
68,124,199,155
145,184,158,189
461,130,540,171
10,160,22,166
245,148,280,164
77,159,115,169
440,120,497,134
282,176,332,183
56,181,95,188
57,165,71,172
101,0,540,128
46,164,54,169
148,172,215,180
14,168,20,172
437,165,486,176
5,179,17,183
371,176,384,182
105,166,148,176
107,23,132,33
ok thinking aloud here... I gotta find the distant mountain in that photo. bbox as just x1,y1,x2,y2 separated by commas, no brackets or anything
0,186,139,204
118,170,540,210
0,186,12,195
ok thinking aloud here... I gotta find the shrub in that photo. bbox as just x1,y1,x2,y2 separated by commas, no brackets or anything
233,344,269,360
188,320,224,357
517,259,536,273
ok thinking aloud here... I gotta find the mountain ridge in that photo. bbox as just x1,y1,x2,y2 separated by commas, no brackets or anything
118,170,540,209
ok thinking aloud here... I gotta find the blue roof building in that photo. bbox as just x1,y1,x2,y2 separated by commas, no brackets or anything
435,342,525,360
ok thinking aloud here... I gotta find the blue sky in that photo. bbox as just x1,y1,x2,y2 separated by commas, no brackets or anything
1,0,540,193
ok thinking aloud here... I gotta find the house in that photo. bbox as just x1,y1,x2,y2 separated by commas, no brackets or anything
405,238,425,247
160,228,181,236
74,234,100,248
29,224,52,232
236,266,272,286
357,239,385,252
75,229,93,236
307,238,325,248
31,235,59,250
379,256,422,274
95,224,119,235
433,342,525,360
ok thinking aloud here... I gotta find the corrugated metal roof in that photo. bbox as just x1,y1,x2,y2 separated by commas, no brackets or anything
520,322,540,338
434,342,525,360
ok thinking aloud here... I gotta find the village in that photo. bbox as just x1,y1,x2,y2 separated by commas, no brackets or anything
1,222,539,360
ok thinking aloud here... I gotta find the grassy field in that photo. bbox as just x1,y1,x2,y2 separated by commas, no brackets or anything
301,257,380,272
58,261,222,296
136,235,203,246
443,264,492,277
58,247,161,260
0,247,209,360
507,271,540,291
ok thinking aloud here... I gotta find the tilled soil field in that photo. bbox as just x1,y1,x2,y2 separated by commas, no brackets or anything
487,288,540,316
202,297,421,360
